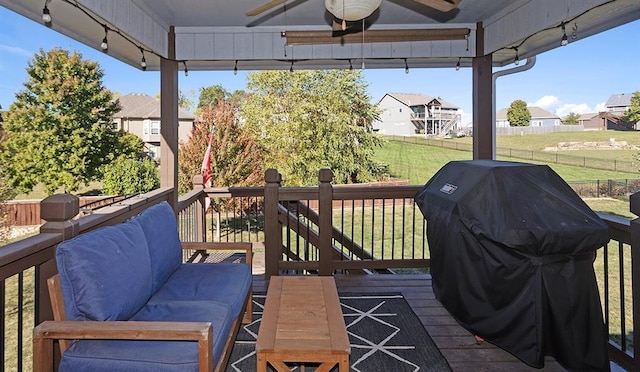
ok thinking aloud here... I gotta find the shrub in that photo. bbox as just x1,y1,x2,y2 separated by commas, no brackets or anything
102,157,160,195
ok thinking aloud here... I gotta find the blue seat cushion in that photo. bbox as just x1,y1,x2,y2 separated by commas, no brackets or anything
133,202,182,293
55,220,152,321
149,263,252,318
59,301,233,372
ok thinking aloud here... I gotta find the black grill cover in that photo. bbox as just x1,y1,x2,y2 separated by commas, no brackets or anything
414,160,610,370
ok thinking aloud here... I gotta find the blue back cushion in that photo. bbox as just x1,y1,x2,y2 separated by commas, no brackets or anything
56,220,152,321
132,202,182,293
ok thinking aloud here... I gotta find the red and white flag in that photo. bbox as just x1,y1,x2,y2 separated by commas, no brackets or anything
200,125,215,211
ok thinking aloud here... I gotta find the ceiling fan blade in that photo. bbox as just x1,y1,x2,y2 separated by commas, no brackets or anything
245,0,287,16
411,0,462,12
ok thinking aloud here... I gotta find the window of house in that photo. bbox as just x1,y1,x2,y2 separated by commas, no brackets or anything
147,144,158,159
150,121,160,135
110,121,120,130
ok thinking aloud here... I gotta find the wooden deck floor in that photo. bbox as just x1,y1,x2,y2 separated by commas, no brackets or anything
252,274,567,372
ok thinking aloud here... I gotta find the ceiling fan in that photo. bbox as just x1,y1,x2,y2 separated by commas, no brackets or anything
246,0,462,25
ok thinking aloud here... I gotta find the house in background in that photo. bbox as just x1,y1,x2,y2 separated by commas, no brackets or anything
579,113,604,130
605,93,634,115
496,106,561,127
113,93,196,161
372,93,460,136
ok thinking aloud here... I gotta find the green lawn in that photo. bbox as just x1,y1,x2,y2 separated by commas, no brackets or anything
374,137,640,184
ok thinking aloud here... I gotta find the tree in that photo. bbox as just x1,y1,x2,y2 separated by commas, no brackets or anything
624,91,640,124
241,70,384,186
178,100,264,195
197,85,229,113
563,112,581,125
507,100,531,127
102,157,160,195
0,48,142,194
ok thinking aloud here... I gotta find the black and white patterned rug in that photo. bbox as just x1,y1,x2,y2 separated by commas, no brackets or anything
225,293,451,372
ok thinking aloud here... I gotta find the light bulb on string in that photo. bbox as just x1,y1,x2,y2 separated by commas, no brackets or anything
42,3,52,24
233,60,238,75
101,26,109,52
140,48,147,71
455,58,461,71
560,22,568,46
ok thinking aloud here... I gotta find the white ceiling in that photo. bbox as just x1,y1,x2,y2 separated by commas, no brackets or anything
1,0,639,72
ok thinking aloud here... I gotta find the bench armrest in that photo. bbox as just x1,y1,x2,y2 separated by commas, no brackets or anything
33,321,213,372
182,241,259,268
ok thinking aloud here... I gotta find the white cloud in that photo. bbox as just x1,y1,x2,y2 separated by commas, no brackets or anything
595,102,606,112
0,44,32,58
555,103,593,117
531,95,560,110
528,95,604,118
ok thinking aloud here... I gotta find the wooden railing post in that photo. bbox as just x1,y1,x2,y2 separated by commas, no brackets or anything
264,169,282,278
318,168,334,276
629,192,640,371
40,194,79,239
193,175,206,242
37,194,80,331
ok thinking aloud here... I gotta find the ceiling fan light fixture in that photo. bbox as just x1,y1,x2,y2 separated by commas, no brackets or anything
325,0,381,22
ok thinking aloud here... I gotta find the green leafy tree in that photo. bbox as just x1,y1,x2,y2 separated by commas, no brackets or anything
507,100,531,127
197,85,229,113
0,48,142,194
563,112,581,125
178,100,264,194
624,91,640,123
102,157,160,195
241,70,384,186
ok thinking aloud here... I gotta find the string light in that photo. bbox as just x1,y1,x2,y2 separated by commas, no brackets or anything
290,60,294,73
183,61,188,76
100,26,109,52
560,22,568,46
572,23,578,40
455,57,461,71
465,32,469,51
42,1,52,24
404,58,409,74
348,59,353,70
514,47,519,65
139,48,147,71
233,60,238,75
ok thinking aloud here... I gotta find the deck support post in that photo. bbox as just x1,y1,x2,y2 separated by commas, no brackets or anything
264,169,282,278
318,169,334,276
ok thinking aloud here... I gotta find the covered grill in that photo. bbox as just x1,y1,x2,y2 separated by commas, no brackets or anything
415,160,610,370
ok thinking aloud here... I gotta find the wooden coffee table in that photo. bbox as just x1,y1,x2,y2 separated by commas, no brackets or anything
256,276,350,372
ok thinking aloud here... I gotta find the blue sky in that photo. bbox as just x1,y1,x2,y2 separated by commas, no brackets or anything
1,6,638,124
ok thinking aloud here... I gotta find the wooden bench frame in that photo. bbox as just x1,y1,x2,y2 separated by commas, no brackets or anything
33,241,256,372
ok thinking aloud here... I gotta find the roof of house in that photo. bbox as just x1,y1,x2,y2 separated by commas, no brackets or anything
382,93,459,110
496,106,560,120
115,93,196,120
605,93,634,108
579,112,599,120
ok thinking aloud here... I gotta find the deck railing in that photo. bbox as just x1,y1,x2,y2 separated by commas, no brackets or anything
1,170,639,370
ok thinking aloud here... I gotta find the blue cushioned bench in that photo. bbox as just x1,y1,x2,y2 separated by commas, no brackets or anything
33,201,253,372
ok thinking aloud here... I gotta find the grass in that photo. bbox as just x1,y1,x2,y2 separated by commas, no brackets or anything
374,137,640,184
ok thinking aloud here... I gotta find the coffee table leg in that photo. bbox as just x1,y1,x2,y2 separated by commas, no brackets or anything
257,353,267,372
339,356,349,372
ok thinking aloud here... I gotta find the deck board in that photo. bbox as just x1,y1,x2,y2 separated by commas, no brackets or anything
252,274,567,371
